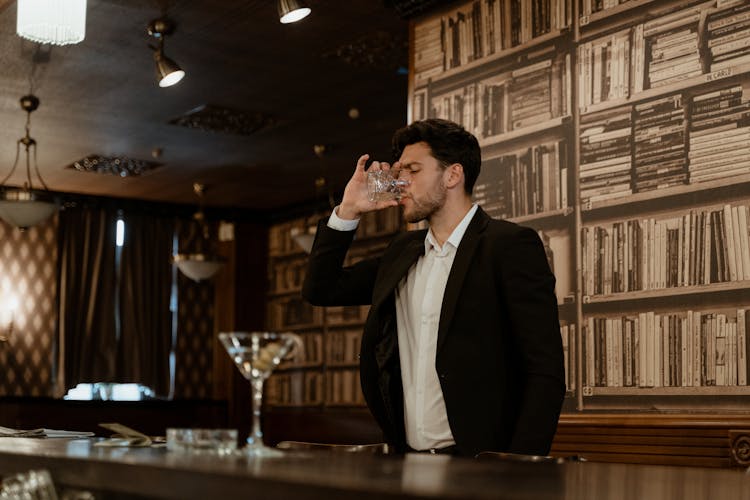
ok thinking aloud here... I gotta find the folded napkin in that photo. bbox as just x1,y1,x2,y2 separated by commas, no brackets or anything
94,423,164,447
0,426,94,438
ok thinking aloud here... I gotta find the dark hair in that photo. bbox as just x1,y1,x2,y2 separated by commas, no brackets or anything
391,118,481,195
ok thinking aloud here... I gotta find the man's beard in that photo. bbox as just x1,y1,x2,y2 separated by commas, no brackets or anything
403,181,447,223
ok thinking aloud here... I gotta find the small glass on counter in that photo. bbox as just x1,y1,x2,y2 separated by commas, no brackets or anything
166,428,238,456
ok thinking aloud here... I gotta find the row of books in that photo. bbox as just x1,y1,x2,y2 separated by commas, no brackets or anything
268,369,367,407
266,371,323,406
577,29,630,108
414,17,444,82
422,0,572,77
268,296,323,329
579,106,632,204
268,218,315,256
580,0,744,20
268,301,371,330
582,309,750,389
688,83,750,184
578,0,632,18
326,369,366,406
707,1,750,72
327,329,362,365
580,84,749,204
269,207,400,258
582,203,750,296
473,140,568,218
561,323,577,391
325,305,369,326
268,258,307,294
430,52,570,138
633,93,687,192
279,332,323,368
355,206,402,240
640,6,702,90
579,1,749,110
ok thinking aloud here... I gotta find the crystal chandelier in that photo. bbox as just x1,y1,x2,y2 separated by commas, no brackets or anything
0,94,59,230
16,0,87,46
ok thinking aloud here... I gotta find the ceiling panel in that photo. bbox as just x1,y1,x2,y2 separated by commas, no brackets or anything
0,0,409,211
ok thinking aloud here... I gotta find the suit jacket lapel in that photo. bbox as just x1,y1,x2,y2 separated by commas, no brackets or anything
437,207,489,353
372,233,426,307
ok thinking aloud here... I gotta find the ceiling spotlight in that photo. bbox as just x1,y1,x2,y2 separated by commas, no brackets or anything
147,17,185,88
278,0,311,24
154,51,185,88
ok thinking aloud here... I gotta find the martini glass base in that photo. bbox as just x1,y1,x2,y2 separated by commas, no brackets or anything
242,441,285,457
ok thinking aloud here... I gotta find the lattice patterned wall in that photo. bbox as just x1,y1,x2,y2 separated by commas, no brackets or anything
173,276,215,399
0,214,217,399
173,219,216,399
0,216,58,397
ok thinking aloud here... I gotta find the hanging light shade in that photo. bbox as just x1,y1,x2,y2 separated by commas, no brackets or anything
0,190,58,229
174,253,224,282
173,183,224,282
0,94,59,230
154,50,185,88
16,0,87,46
278,0,311,24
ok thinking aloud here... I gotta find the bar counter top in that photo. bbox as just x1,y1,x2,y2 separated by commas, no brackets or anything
0,438,749,499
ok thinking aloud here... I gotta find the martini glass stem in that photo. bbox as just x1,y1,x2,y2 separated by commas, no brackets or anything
248,377,265,448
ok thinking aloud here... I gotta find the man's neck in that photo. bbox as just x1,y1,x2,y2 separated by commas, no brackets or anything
428,198,474,247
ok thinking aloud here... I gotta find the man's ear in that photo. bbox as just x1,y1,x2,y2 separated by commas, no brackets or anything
444,163,464,189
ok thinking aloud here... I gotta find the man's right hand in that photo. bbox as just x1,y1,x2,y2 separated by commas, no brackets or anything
337,154,399,220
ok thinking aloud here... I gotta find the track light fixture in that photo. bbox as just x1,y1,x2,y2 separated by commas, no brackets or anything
278,0,311,24
147,17,185,88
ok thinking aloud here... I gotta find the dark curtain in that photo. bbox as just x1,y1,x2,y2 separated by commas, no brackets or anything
56,206,118,393
118,212,175,397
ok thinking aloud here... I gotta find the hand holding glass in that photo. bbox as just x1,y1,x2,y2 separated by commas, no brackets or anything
219,331,303,456
367,169,409,202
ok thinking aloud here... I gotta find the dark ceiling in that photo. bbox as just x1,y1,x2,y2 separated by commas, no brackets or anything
0,0,411,214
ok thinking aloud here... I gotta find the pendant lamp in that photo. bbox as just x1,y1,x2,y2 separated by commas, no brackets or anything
0,94,59,230
16,0,87,46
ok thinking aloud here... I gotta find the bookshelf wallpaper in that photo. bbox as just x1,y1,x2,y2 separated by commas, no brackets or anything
0,217,58,397
410,0,750,409
264,208,401,408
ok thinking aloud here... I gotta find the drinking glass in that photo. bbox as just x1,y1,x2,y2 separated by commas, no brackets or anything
219,331,303,456
367,170,409,202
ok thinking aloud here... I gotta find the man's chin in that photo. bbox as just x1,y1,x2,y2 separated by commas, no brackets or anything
403,209,426,224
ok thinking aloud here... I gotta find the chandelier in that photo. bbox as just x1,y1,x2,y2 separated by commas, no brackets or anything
173,183,224,281
0,94,59,230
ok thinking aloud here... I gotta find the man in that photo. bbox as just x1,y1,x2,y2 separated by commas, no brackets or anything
302,119,565,457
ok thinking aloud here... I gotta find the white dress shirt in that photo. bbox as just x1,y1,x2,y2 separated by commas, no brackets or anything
329,204,480,450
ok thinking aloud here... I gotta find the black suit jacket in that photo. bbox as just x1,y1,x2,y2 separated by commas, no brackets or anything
302,206,565,457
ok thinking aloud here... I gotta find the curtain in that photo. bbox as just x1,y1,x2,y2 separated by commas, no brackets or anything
118,212,175,397
56,206,118,394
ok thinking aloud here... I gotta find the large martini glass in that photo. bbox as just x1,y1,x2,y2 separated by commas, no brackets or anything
219,331,303,456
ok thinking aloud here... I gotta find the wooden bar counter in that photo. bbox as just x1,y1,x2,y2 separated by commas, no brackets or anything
0,438,749,499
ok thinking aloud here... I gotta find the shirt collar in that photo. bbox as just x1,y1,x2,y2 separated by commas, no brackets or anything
424,204,479,255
